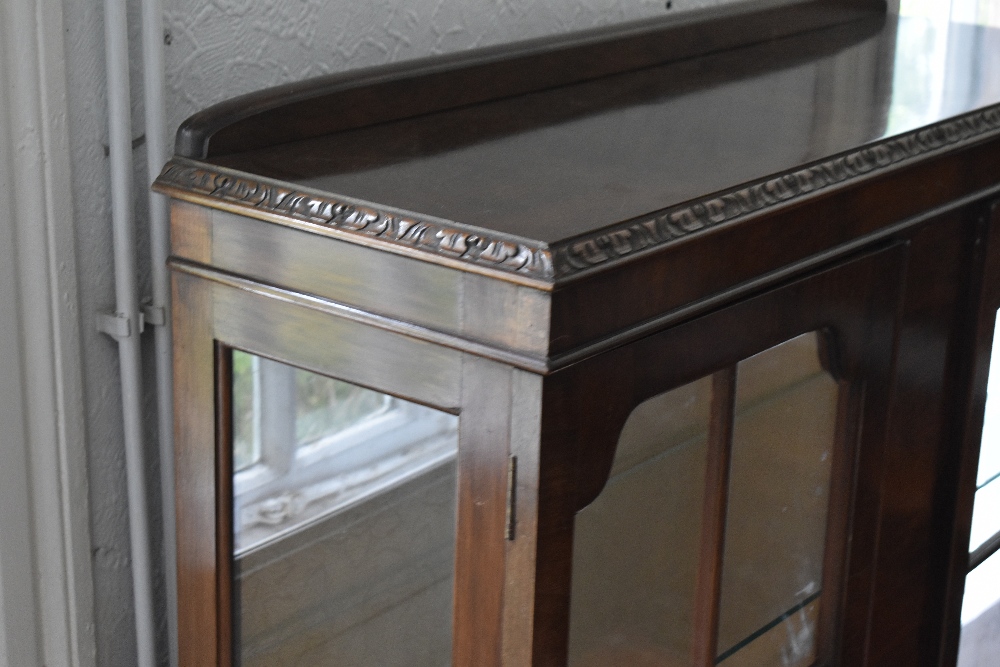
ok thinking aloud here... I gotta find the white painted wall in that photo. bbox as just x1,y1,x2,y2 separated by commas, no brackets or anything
0,0,97,665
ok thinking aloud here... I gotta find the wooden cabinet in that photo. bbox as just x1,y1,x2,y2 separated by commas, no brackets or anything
155,3,1000,665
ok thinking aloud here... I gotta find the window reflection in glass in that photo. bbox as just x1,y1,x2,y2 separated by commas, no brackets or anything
232,351,260,472
890,0,1000,133
230,350,458,666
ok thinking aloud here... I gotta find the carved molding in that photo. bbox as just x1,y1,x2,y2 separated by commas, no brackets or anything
156,104,1000,283
553,105,1000,276
154,158,555,280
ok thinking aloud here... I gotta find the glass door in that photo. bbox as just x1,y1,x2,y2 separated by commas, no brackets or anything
223,351,459,666
569,333,843,666
537,243,907,666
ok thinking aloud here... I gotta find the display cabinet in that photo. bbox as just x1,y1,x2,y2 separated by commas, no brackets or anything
154,2,1000,664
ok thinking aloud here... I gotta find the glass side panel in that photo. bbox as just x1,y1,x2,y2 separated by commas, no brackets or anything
716,332,839,665
231,350,458,667
568,376,713,665
959,309,1000,665
958,549,1000,666
976,315,1000,488
969,479,1000,553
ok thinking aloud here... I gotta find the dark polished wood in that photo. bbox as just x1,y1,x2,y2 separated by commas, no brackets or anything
818,371,862,666
201,17,998,248
454,357,514,667
214,345,234,667
172,267,219,666
160,5,1000,666
691,368,737,667
938,202,1000,666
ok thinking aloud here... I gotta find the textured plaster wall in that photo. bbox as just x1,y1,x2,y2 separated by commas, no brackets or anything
58,0,746,664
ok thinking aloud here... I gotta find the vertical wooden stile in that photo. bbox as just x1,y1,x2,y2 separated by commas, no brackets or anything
690,366,738,667
215,345,235,666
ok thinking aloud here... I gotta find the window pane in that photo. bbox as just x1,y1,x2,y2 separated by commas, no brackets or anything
294,367,391,447
568,376,713,665
231,351,458,666
716,333,839,665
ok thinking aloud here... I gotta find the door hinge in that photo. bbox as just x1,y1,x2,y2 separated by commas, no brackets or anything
506,455,518,541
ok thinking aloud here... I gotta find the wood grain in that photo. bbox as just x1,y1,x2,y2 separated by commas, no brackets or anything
172,270,220,666
453,356,514,666
690,367,737,667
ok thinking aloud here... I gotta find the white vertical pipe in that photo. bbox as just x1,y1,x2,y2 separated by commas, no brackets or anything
138,0,178,662
103,0,157,664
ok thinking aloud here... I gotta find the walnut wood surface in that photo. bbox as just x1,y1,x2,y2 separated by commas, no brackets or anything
200,16,998,247
861,213,979,667
215,346,234,667
155,14,1000,292
454,357,514,666
173,268,220,666
817,375,861,666
690,368,737,667
934,203,1000,666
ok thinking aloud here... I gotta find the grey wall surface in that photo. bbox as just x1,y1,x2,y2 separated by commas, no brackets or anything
55,0,757,664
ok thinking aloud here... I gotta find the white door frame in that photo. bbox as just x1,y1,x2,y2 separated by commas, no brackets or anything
0,0,97,665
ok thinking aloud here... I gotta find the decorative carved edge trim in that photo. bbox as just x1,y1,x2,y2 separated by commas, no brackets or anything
156,104,1000,284
553,104,1000,278
153,158,556,281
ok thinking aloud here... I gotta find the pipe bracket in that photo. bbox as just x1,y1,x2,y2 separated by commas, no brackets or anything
96,311,132,339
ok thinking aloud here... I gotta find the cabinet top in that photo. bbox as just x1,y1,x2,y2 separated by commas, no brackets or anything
155,6,1000,287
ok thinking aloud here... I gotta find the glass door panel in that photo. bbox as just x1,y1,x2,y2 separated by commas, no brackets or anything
568,332,842,667
230,350,459,666
717,333,839,665
568,376,713,665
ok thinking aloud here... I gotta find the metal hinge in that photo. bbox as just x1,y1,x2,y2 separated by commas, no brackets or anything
506,455,518,541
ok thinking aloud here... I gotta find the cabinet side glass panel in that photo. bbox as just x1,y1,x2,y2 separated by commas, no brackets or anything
716,332,838,666
229,350,458,666
568,375,713,665
967,313,1000,554
958,311,1000,664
